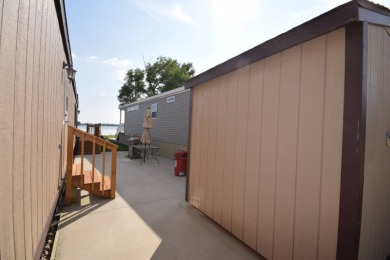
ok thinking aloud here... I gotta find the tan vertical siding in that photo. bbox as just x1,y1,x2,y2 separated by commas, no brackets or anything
257,53,281,259
205,79,218,217
0,0,76,258
359,24,390,260
189,28,345,259
294,34,327,260
0,0,19,259
231,66,250,240
222,71,238,231
24,0,37,257
243,60,264,250
212,75,228,225
199,82,210,213
317,28,345,260
273,45,301,260
13,0,30,258
0,0,3,34
190,86,202,208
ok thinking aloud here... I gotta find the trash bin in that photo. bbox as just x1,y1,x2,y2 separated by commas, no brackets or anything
174,150,187,176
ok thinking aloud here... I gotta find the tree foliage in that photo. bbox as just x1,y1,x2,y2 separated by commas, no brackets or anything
117,56,195,105
145,56,195,96
117,68,145,106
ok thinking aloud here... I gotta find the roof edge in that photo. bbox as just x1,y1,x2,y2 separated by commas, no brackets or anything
119,86,189,109
357,0,390,16
54,0,78,105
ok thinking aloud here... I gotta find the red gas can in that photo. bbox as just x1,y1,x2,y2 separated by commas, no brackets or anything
174,150,187,176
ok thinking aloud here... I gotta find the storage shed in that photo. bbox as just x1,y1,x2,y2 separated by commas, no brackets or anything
185,1,390,259
119,87,190,158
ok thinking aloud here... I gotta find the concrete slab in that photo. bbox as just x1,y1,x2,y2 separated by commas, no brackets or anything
54,151,262,260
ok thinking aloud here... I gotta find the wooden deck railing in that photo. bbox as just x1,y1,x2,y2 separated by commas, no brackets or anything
65,125,117,206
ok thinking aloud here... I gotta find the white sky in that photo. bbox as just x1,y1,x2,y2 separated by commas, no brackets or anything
65,0,390,124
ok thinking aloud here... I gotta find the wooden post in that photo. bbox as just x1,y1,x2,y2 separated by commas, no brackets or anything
110,147,117,199
80,133,84,187
65,126,74,206
92,138,95,191
102,143,106,195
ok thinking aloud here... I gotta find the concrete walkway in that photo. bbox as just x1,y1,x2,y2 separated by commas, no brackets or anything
54,151,262,260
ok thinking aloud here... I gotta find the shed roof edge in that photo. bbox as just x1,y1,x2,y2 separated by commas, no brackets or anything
119,86,189,110
185,0,390,89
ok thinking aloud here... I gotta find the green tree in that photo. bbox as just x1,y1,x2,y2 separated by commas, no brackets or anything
117,68,146,106
145,56,195,96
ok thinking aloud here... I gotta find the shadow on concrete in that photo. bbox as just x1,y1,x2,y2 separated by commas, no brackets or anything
56,151,263,259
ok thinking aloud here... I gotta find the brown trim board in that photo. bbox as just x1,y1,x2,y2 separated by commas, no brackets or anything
337,21,367,260
54,0,78,104
54,0,72,65
185,89,193,202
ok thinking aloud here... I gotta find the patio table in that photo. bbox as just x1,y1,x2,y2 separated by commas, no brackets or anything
133,145,160,165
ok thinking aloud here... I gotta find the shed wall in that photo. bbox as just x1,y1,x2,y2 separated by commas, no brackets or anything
359,24,390,259
188,28,345,259
124,91,190,147
0,0,75,259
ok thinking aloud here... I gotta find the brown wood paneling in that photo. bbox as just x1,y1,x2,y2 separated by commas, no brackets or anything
199,83,210,212
257,53,281,259
221,71,238,231
13,0,30,258
185,89,193,202
0,0,19,258
231,66,250,239
242,60,264,250
337,22,365,260
359,24,390,260
205,79,218,217
24,0,37,258
294,35,327,260
188,90,196,203
212,75,228,225
272,45,301,260
317,28,345,260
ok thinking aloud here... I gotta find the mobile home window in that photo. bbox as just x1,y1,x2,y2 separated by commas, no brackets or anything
167,96,175,103
126,105,139,112
151,103,157,119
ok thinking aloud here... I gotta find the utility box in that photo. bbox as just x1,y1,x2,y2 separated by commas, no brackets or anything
128,137,141,159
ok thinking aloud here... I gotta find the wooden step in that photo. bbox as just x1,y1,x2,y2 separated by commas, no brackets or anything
71,163,112,198
71,164,82,186
72,163,81,176
83,170,101,192
100,176,112,198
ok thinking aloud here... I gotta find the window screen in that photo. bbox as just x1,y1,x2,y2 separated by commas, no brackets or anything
151,103,157,118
